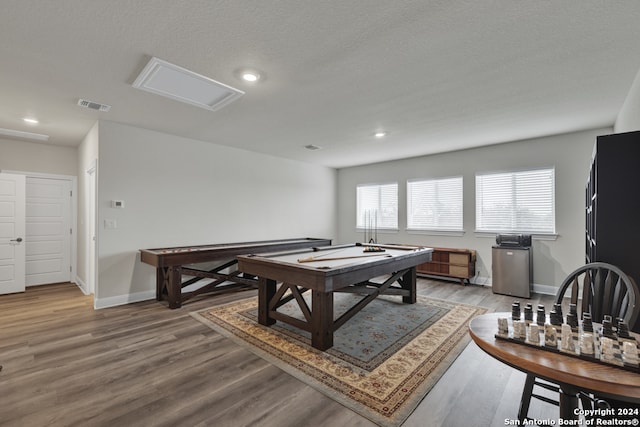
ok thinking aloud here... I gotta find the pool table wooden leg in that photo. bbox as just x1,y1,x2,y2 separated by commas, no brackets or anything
258,278,277,326
156,267,165,301
311,290,334,351
166,266,182,309
401,267,417,304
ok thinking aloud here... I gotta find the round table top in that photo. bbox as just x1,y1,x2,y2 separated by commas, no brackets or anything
468,312,640,403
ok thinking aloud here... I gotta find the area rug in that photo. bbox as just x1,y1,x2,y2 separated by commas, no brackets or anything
191,293,487,426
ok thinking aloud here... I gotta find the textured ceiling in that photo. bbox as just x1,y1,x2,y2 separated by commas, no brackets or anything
2,1,640,168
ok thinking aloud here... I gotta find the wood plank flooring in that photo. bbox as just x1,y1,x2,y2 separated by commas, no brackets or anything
0,280,557,427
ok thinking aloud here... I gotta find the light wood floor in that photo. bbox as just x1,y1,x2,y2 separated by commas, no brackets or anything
0,279,557,427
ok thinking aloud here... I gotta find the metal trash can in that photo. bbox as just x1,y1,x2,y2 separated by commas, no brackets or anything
492,234,532,298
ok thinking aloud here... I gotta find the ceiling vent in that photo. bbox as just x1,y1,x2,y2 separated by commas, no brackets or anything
78,99,111,112
132,57,244,111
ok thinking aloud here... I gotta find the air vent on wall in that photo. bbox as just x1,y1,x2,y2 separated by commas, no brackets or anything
131,57,244,111
78,99,111,112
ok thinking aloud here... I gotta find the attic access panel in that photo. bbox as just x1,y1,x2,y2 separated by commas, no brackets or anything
132,57,244,111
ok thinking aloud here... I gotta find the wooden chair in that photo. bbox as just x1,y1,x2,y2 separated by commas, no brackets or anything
517,262,640,422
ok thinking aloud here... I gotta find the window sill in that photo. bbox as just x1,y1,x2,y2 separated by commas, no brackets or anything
406,229,465,237
474,231,558,241
355,228,399,234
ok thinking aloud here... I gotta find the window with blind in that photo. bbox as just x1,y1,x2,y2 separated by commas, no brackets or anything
356,183,398,229
407,176,463,232
475,168,555,234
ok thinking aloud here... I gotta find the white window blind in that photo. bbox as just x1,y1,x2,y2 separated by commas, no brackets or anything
475,168,555,234
356,183,398,229
407,176,463,231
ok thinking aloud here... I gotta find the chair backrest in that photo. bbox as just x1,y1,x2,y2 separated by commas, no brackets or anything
554,262,640,327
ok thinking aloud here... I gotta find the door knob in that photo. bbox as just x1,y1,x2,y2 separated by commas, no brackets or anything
10,237,23,242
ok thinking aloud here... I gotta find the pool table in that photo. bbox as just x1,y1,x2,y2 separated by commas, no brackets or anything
237,243,433,350
140,237,331,308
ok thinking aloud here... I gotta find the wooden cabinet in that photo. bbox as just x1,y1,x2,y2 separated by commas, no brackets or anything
585,130,640,331
416,247,476,285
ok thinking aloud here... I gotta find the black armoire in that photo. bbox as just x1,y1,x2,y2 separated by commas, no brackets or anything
585,130,640,331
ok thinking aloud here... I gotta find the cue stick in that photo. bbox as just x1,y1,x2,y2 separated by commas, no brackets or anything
374,210,377,244
372,210,375,243
365,210,369,243
363,210,366,243
312,243,354,252
297,253,391,263
366,210,369,243
300,247,353,260
356,242,421,250
253,244,350,259
307,246,353,259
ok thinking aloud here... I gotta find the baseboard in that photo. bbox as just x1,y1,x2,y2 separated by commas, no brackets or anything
418,274,491,287
74,276,90,295
478,277,557,297
94,290,156,309
531,283,557,296
470,275,491,286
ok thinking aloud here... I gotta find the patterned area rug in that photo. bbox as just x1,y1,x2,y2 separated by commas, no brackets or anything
191,294,487,426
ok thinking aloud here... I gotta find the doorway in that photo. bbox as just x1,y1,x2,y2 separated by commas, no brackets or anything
0,171,76,292
0,173,26,295
25,176,73,286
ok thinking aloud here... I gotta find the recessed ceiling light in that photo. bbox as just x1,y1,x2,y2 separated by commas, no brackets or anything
23,117,39,125
235,68,263,83
374,131,387,138
242,72,260,82
304,144,322,151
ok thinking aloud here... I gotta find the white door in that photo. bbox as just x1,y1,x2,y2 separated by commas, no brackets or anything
0,173,26,294
25,177,72,286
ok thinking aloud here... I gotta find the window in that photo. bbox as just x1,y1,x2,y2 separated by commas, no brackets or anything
475,168,555,234
407,176,463,232
356,183,398,230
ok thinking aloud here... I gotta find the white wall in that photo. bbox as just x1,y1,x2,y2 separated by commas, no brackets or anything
0,137,78,175
337,127,610,292
95,121,337,307
76,122,99,290
615,66,640,132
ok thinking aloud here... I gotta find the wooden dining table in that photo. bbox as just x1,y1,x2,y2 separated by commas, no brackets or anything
469,312,640,421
